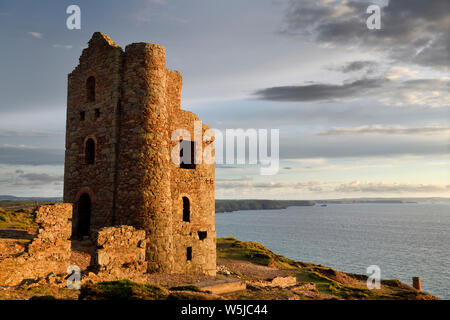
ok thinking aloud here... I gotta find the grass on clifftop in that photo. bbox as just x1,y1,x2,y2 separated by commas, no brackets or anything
79,279,169,300
0,202,48,227
0,201,438,300
217,236,298,269
79,281,218,300
0,235,437,300
0,204,38,242
216,237,436,300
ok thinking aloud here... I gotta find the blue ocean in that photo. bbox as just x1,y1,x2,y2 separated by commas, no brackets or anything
216,203,450,299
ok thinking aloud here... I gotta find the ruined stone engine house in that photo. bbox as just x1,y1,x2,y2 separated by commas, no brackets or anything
64,32,216,275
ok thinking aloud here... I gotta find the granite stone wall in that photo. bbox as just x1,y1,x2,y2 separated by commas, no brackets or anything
93,226,147,273
64,33,123,235
0,204,73,286
63,32,216,275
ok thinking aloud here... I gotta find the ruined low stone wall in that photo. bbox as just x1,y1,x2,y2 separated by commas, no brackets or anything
79,225,148,284
27,203,72,260
0,203,73,286
1,201,213,287
93,225,147,272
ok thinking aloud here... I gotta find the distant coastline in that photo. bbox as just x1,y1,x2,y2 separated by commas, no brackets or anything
1,195,449,214
0,195,63,202
216,199,315,213
216,198,450,213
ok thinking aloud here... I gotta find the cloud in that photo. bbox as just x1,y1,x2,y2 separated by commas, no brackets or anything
334,181,450,193
216,179,449,195
0,129,64,137
148,0,167,4
331,60,379,74
318,125,450,136
201,98,449,131
13,173,63,186
279,134,449,159
253,77,386,102
0,145,64,165
385,66,419,80
216,176,253,182
52,44,72,49
380,78,450,107
216,180,321,191
28,32,43,39
253,76,450,107
0,170,63,190
282,0,450,71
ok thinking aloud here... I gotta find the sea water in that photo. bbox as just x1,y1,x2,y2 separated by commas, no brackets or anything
216,203,450,299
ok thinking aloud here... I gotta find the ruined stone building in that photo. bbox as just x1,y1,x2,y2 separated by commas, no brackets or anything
63,32,216,275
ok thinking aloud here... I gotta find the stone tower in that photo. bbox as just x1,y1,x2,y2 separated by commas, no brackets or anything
64,32,216,275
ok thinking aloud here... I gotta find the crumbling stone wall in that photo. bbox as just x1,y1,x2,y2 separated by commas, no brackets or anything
94,226,146,272
27,203,72,260
0,204,72,286
63,32,216,275
169,109,216,275
64,32,123,235
0,205,155,286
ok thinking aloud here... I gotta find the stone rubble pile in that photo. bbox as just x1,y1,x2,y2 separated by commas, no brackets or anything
0,204,73,286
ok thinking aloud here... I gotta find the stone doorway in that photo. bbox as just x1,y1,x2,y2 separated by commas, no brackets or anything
77,193,91,237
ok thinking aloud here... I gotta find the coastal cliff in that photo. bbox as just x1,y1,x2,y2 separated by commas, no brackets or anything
0,202,438,300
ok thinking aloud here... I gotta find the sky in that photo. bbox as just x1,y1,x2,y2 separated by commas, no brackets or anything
0,0,449,199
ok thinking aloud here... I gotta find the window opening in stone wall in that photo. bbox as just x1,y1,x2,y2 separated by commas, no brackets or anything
186,247,192,261
95,108,101,118
85,138,95,165
182,196,190,222
198,231,207,241
180,140,196,169
86,76,95,102
80,111,85,121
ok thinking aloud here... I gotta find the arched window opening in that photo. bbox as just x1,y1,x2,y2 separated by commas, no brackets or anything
86,76,96,102
77,193,91,237
182,196,190,222
85,138,95,165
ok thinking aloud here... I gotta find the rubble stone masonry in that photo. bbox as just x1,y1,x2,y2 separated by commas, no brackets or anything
0,204,72,286
64,32,216,275
94,225,147,273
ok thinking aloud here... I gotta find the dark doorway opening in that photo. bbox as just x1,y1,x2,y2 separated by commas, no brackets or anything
198,231,207,240
77,193,91,237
